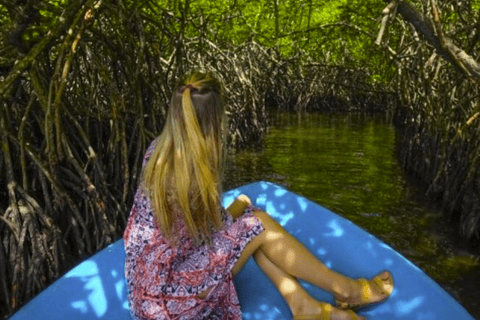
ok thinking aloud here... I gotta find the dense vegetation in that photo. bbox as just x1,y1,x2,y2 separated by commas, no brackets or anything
381,1,480,242
0,0,479,317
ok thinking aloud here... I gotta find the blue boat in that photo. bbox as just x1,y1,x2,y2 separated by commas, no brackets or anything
9,181,475,319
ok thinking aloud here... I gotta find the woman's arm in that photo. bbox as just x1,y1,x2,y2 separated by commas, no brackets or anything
226,194,252,220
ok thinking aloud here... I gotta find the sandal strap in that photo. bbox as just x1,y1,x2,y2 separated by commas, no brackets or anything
336,273,393,310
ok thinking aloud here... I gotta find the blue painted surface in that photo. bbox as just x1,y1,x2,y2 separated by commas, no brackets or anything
9,181,475,320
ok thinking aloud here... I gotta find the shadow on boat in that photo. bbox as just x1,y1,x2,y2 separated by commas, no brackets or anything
10,238,131,320
227,181,472,320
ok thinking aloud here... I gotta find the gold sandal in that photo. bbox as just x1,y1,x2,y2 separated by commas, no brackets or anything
293,304,365,320
336,271,394,310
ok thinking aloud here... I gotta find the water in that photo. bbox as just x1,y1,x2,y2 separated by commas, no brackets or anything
223,112,480,319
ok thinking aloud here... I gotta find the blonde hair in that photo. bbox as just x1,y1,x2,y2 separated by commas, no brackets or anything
142,72,226,246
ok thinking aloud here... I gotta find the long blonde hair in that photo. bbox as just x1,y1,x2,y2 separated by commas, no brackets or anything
142,72,226,246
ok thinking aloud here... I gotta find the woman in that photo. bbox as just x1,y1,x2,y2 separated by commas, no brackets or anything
123,72,393,320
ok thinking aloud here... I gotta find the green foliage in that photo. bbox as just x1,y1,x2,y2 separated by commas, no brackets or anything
473,0,480,10
170,0,391,84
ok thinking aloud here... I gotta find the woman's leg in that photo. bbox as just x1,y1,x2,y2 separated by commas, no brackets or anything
233,210,392,306
250,250,365,319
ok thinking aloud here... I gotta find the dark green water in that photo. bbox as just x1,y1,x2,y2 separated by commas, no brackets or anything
223,112,480,319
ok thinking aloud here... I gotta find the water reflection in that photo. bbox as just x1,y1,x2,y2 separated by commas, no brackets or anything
224,112,480,319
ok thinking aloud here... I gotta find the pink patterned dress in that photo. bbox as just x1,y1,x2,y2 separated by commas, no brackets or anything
123,141,264,320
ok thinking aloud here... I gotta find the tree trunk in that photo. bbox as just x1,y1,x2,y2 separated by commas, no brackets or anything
386,0,480,80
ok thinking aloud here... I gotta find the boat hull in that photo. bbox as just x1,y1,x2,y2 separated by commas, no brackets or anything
9,181,474,319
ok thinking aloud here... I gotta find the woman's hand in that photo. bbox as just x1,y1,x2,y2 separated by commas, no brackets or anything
226,194,252,220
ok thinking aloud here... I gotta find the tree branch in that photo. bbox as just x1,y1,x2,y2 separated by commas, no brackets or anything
0,1,90,98
376,1,397,46
389,0,480,80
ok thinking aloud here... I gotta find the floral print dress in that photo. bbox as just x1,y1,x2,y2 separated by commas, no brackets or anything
123,142,264,319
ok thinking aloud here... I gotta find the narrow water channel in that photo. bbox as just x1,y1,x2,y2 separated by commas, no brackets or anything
223,112,480,319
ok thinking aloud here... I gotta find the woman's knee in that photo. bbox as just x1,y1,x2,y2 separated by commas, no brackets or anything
253,210,282,231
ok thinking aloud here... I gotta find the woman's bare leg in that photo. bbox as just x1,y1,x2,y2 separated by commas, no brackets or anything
250,250,365,319
232,210,391,305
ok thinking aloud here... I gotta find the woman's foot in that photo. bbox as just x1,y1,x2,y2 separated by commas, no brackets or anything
293,301,366,320
335,271,394,310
